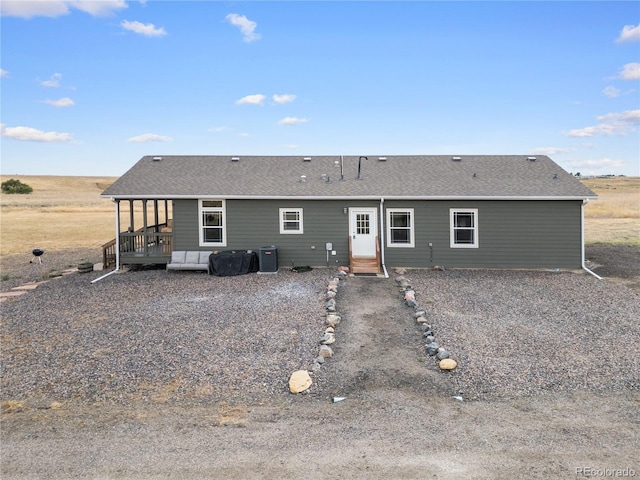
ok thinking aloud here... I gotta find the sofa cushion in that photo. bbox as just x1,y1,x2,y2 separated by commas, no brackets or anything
199,251,212,264
185,251,200,264
171,251,186,264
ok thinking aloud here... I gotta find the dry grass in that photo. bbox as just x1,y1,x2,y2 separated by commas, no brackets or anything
1,175,637,258
1,175,118,257
582,177,640,246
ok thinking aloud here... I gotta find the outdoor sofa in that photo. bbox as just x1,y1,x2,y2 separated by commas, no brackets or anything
166,251,213,273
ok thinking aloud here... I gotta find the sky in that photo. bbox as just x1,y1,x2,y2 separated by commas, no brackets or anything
1,1,639,177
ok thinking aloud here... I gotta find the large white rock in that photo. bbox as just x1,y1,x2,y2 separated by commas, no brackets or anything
289,370,312,393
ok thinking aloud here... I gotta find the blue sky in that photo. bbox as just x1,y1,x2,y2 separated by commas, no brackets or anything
1,1,639,177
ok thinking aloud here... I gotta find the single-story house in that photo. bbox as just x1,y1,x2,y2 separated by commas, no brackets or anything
100,155,597,276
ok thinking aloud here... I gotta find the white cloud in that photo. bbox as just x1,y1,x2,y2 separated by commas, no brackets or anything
618,62,640,80
71,0,128,17
616,24,640,43
597,110,640,124
272,94,296,105
0,123,72,142
529,147,571,156
278,117,308,126
237,132,250,137
41,73,62,87
283,144,299,149
209,126,231,133
0,68,9,78
225,13,261,43
565,109,640,137
602,86,620,98
236,94,266,106
127,133,172,143
569,158,625,169
44,97,75,107
121,19,166,37
1,0,127,18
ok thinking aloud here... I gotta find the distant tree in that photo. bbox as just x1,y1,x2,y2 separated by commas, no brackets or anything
574,172,581,177
1,179,33,194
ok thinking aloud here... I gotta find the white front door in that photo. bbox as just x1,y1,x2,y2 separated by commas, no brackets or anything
349,208,377,257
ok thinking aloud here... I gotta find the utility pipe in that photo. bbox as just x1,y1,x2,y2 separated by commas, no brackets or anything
581,199,602,280
379,197,389,278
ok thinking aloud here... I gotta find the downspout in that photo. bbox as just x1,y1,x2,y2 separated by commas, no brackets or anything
581,199,602,280
92,199,122,283
379,197,389,278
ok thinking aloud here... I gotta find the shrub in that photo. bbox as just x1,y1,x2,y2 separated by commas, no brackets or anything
1,179,33,194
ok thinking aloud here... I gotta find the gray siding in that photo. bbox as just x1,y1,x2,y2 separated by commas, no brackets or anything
172,199,379,268
227,199,379,268
383,200,583,269
172,199,200,251
172,199,584,270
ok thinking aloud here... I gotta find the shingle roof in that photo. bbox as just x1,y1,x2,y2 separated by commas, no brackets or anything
101,155,597,200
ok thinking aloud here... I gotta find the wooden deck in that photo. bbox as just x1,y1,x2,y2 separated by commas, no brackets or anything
102,227,172,269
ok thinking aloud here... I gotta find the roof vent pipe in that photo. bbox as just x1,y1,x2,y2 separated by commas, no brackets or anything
340,155,345,181
357,156,367,180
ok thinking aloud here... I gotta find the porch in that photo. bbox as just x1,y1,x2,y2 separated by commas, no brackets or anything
102,199,173,269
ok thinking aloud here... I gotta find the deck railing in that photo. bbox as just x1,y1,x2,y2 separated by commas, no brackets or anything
102,224,172,269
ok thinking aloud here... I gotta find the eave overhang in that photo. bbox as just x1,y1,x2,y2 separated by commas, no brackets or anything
102,194,598,201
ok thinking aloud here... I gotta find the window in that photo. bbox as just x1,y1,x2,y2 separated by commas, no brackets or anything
199,200,226,246
279,208,304,234
355,213,370,235
387,208,415,247
450,208,478,248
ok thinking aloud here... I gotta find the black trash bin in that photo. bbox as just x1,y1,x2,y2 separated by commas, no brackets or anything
259,246,278,273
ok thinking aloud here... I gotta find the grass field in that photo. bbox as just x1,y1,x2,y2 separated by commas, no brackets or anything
582,176,640,246
0,176,118,257
1,175,638,258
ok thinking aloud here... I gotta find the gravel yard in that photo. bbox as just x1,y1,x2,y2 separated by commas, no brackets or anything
1,246,638,406
1,246,639,479
1,265,333,406
407,269,640,400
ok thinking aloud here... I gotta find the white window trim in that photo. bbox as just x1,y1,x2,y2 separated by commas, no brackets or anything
386,208,415,248
279,208,304,234
199,199,226,247
450,208,478,248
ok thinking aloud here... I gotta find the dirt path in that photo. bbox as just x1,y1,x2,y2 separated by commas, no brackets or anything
324,274,452,399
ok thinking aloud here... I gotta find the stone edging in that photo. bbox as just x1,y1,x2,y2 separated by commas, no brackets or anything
393,268,458,372
288,266,349,394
